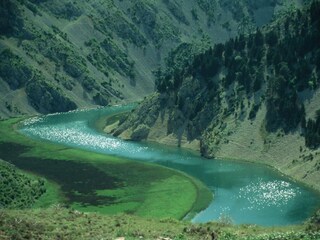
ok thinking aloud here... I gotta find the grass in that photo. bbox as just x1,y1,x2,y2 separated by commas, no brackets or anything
0,117,212,220
0,206,319,240
31,180,62,209
92,108,131,132
185,176,213,220
72,174,200,218
134,176,197,219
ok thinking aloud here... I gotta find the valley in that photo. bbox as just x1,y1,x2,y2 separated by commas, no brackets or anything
1,0,320,239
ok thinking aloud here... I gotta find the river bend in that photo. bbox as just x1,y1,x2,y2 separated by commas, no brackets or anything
19,105,320,226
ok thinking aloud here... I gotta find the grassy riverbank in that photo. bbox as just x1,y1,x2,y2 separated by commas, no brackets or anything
0,117,212,220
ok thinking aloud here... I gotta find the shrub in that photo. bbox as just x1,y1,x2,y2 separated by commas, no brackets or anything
0,49,33,89
131,124,150,141
25,75,77,113
0,159,46,209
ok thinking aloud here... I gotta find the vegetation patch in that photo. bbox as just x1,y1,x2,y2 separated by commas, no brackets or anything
85,38,135,81
305,110,320,149
0,159,45,209
0,0,25,37
0,49,33,90
25,76,77,113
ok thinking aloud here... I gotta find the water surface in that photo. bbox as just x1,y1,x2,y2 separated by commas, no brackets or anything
19,105,320,226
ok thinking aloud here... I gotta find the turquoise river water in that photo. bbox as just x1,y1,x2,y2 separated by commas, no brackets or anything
19,105,320,226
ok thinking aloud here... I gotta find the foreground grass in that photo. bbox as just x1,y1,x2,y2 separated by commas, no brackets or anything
0,207,319,240
0,117,212,220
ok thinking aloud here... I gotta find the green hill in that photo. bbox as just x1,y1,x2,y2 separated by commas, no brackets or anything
110,0,320,191
0,0,304,117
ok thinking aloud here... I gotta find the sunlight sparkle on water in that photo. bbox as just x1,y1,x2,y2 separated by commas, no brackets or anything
238,179,300,211
22,118,148,154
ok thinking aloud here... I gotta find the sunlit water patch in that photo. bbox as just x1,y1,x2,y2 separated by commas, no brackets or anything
238,179,299,210
19,105,320,226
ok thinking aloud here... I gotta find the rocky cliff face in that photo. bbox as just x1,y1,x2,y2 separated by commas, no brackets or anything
110,1,320,190
0,0,300,117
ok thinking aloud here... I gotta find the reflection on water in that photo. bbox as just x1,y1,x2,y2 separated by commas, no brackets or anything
19,105,320,226
239,179,298,209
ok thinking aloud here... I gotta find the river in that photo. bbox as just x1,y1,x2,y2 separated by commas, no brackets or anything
19,105,320,226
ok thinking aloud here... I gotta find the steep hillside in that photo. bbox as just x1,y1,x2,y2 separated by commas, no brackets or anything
110,1,320,190
0,0,303,117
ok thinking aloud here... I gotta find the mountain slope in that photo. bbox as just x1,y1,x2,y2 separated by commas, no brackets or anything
110,0,320,190
0,0,303,117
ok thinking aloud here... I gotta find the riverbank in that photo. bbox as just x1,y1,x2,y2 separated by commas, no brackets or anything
103,106,320,194
202,105,320,194
0,117,212,220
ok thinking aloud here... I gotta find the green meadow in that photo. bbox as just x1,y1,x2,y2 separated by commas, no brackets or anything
0,117,212,220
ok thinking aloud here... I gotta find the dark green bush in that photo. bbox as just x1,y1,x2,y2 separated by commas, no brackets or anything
64,56,86,78
305,110,320,149
25,75,77,113
0,49,33,90
93,93,109,106
0,0,24,37
0,160,46,209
